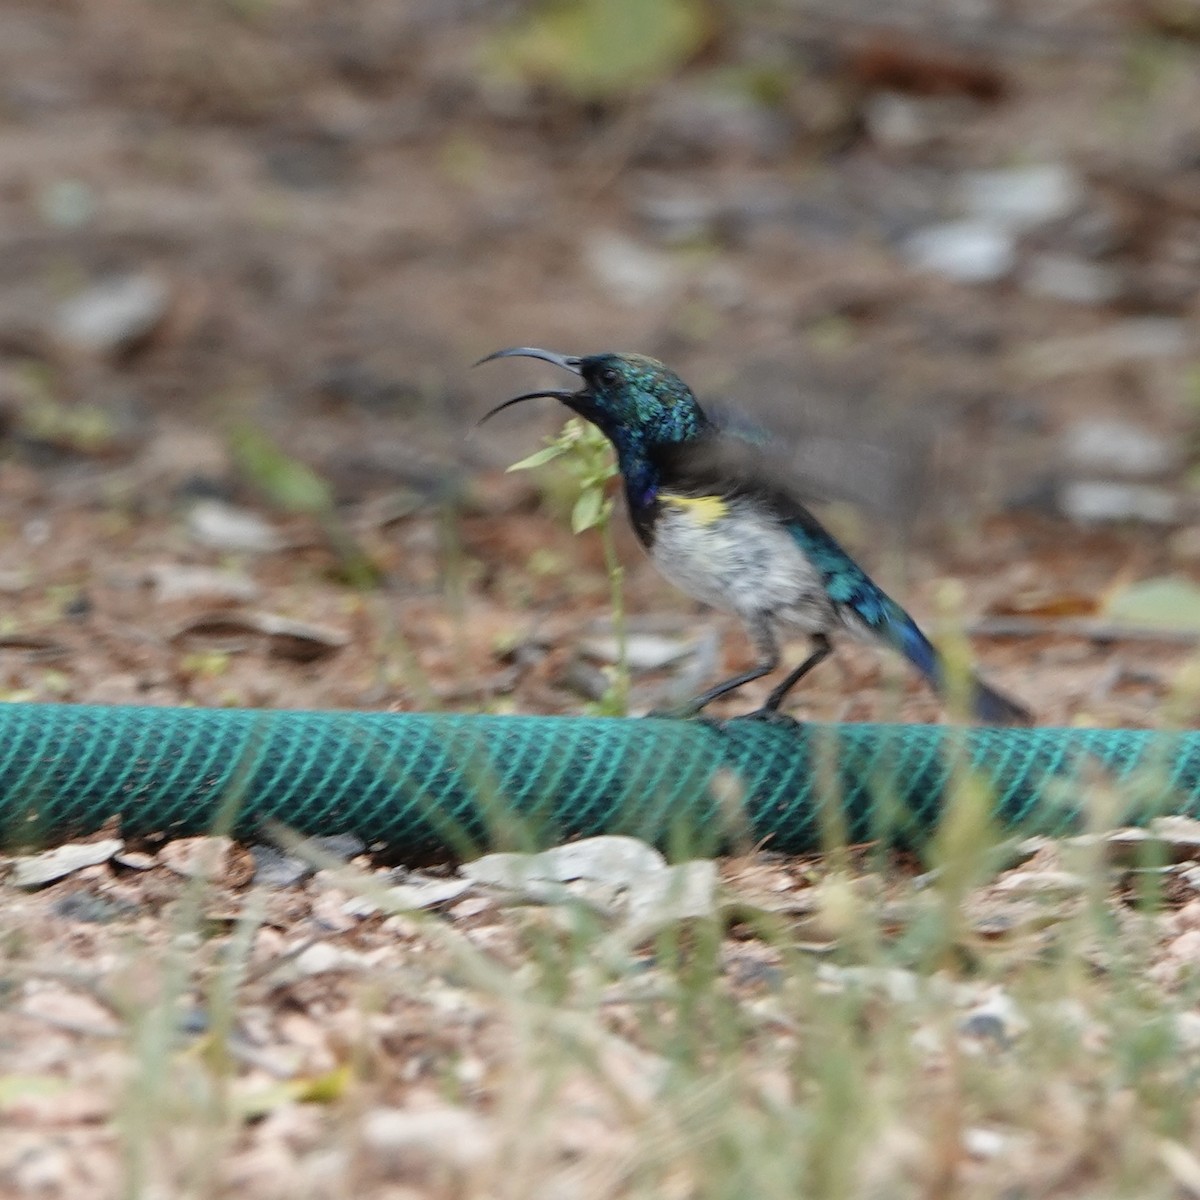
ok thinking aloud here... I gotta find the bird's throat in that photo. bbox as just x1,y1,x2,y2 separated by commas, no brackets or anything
608,441,662,544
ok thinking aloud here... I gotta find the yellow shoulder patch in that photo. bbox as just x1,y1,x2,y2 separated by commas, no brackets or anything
659,493,728,525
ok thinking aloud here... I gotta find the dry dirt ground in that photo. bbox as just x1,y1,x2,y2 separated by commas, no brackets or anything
0,1,1199,1196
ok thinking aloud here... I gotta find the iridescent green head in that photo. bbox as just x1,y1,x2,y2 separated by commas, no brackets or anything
477,348,709,452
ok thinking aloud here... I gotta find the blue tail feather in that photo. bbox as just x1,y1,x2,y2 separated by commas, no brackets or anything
883,604,1029,724
785,520,1031,725
889,608,940,684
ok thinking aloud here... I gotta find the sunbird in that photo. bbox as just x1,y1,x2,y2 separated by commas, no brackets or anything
478,348,1031,726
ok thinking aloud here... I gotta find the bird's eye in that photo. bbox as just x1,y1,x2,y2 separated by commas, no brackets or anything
597,366,619,387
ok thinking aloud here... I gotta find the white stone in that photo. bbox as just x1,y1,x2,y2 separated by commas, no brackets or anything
902,220,1016,284
53,274,169,355
958,163,1083,231
1061,481,1179,524
1063,419,1177,479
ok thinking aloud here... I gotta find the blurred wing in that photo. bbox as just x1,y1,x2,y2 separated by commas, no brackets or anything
656,433,938,670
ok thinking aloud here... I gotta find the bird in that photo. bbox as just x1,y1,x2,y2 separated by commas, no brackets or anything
477,347,1032,726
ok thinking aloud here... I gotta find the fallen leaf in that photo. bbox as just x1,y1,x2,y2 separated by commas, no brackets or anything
1103,576,1200,631
172,610,349,662
236,1066,354,1119
0,633,72,661
490,0,709,99
992,590,1098,619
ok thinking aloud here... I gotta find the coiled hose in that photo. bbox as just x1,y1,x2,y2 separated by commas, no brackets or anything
0,704,1197,859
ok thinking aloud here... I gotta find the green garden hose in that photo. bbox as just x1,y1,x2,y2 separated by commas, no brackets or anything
0,704,1197,859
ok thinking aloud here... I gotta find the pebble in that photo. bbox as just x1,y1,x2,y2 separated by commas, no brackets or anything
1166,928,1200,965
251,833,365,888
1175,1010,1200,1051
633,188,724,246
578,633,694,672
37,178,95,229
260,131,354,190
957,163,1083,232
622,859,719,934
1062,418,1177,479
52,889,138,923
1170,526,1200,564
148,563,261,605
640,85,788,165
583,233,678,306
1024,318,1190,379
862,91,937,150
113,850,156,870
901,220,1016,284
464,836,666,890
52,273,169,357
187,500,286,553
631,180,798,248
1022,254,1122,305
316,833,366,861
816,964,921,1004
250,845,312,889
361,1105,496,1178
292,941,365,976
346,876,472,916
1060,480,1179,524
959,990,1027,1048
158,835,232,881
963,1127,1009,1160
10,838,124,887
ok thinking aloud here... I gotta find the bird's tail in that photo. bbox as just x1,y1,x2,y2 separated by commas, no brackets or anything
889,608,1031,726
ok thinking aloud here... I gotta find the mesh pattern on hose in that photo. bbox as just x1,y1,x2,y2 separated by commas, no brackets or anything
0,704,1197,858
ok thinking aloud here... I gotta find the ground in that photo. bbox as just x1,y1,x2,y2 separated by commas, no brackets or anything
0,1,1199,1196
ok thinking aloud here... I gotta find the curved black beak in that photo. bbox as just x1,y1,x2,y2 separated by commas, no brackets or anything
474,347,586,426
474,346,583,374
476,388,578,426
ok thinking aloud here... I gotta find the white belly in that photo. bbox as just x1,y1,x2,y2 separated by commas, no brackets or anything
649,500,833,631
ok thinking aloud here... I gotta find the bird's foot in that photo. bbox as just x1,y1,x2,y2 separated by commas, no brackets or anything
725,707,803,729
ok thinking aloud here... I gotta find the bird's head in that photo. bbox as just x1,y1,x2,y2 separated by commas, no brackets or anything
477,348,708,451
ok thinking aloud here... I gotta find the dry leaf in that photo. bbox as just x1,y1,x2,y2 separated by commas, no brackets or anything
171,610,349,661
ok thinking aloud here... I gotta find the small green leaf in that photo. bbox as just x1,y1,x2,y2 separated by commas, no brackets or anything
489,0,709,100
1104,576,1200,631
507,443,566,472
571,486,604,533
229,424,333,515
235,1065,354,1120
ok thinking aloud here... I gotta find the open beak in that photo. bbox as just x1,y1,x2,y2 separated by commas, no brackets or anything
474,347,583,374
474,346,585,425
476,388,578,425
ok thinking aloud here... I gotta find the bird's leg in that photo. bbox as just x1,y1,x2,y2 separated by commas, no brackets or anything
762,634,831,710
664,616,780,719
733,633,832,723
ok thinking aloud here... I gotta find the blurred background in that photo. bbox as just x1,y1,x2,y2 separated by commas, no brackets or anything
0,0,1196,722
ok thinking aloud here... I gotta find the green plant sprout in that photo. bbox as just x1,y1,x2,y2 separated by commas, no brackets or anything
508,417,630,715
228,421,382,589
